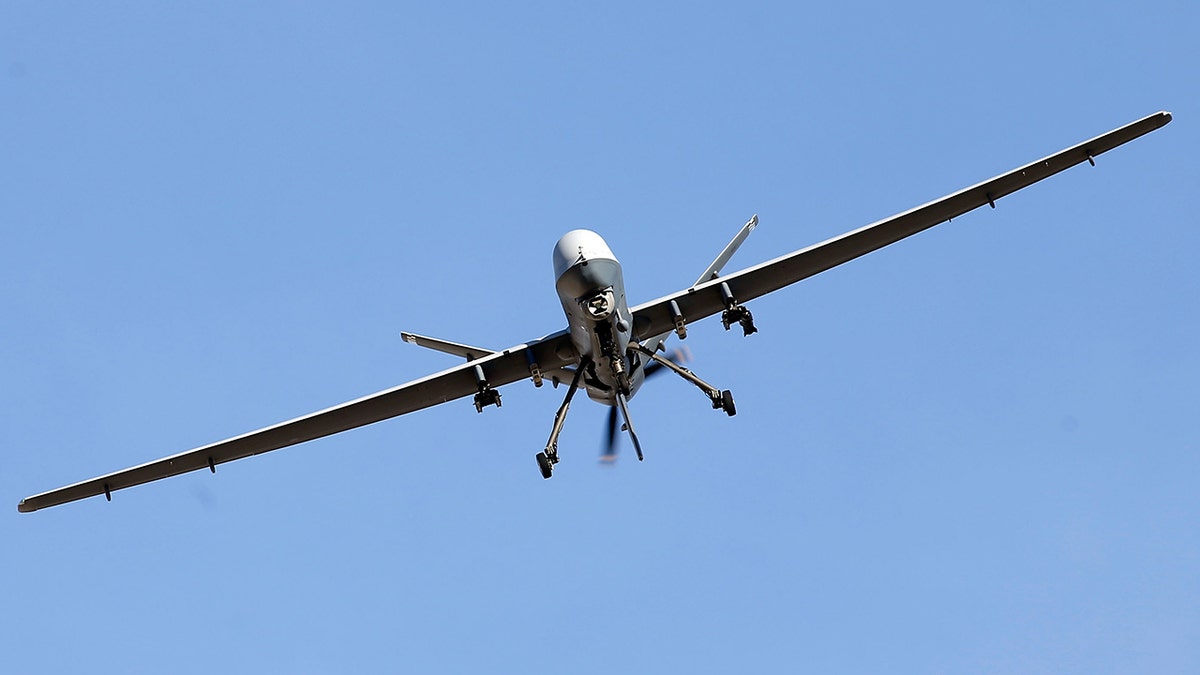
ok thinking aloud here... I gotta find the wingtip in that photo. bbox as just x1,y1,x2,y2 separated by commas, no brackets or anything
17,499,34,514
1148,110,1173,127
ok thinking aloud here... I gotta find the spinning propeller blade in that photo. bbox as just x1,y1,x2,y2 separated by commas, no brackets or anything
600,347,691,463
601,406,619,463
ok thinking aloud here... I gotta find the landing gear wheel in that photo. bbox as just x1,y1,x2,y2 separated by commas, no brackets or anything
721,390,736,416
536,452,554,479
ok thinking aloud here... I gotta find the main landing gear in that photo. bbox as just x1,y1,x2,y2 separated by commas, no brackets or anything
536,355,647,479
537,341,739,479
633,342,736,416
536,359,588,479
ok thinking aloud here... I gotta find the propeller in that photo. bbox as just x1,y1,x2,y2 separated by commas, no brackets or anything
600,346,691,463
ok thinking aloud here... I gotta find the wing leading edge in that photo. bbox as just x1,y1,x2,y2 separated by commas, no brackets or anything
629,111,1172,341
18,331,576,513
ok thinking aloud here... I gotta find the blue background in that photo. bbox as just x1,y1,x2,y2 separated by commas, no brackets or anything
3,2,1196,672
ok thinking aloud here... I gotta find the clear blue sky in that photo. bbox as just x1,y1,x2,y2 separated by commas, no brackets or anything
3,2,1196,673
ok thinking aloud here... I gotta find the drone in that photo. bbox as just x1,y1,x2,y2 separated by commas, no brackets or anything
18,111,1171,512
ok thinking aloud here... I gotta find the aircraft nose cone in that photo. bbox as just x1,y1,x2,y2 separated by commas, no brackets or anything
552,229,617,280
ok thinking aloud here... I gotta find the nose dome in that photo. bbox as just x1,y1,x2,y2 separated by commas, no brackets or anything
552,229,616,280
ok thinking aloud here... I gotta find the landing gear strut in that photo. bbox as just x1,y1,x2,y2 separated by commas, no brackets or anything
614,389,644,461
595,321,630,394
632,342,737,416
536,359,589,479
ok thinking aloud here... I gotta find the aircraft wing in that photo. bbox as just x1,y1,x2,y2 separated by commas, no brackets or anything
630,111,1172,341
18,331,576,512
399,332,496,362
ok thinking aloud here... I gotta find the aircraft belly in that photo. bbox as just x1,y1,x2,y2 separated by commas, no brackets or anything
585,366,644,404
554,255,638,401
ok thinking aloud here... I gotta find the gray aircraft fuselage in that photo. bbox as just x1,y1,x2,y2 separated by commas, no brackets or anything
552,229,645,404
